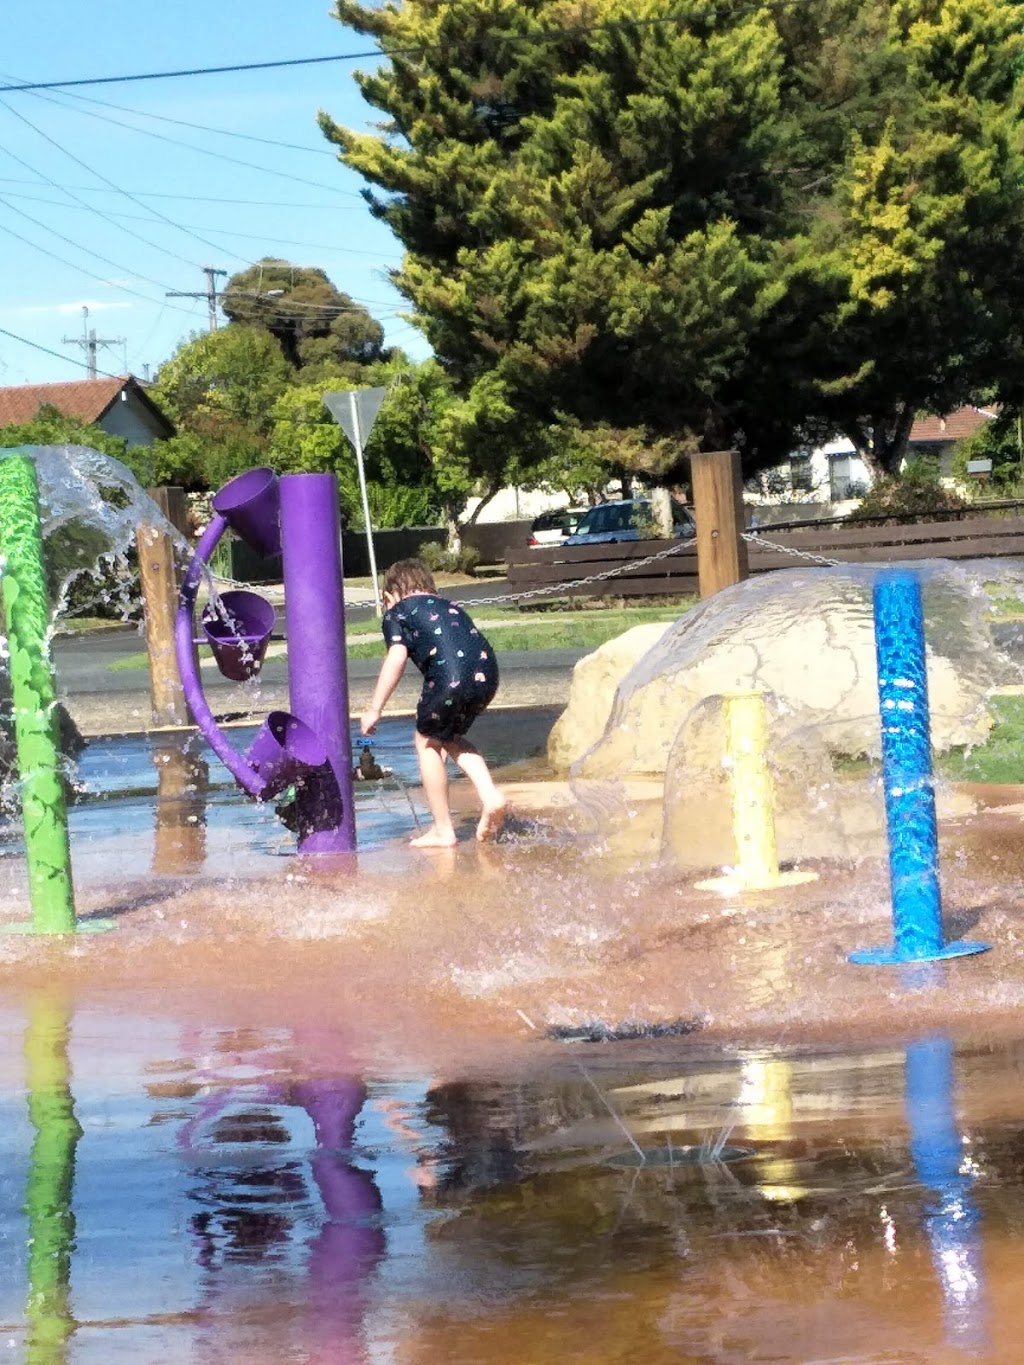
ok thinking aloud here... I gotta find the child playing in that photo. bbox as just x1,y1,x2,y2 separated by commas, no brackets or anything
360,558,507,847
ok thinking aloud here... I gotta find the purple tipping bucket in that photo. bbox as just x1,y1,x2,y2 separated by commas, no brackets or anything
212,467,281,558
202,590,276,682
245,711,329,799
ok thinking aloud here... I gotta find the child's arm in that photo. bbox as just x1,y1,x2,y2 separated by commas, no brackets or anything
361,643,408,734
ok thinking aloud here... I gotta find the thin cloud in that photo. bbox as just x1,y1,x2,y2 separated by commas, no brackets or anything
15,299,134,316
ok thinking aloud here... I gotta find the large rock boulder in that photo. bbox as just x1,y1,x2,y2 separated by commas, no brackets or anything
550,564,1017,778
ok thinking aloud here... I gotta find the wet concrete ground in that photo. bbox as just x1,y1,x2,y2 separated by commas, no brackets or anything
3,724,1024,1359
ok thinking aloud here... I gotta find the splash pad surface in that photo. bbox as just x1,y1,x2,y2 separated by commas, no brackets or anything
4,445,1024,1360
1,713,1024,1359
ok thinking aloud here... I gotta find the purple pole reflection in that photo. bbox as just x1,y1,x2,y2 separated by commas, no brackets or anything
293,1080,385,1362
280,474,357,853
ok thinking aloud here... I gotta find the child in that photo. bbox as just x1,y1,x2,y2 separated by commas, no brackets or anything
360,558,507,847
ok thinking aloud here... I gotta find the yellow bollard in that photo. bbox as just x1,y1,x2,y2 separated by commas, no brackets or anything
696,690,817,895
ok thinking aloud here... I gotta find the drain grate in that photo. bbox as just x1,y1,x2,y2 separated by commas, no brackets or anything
545,1017,705,1045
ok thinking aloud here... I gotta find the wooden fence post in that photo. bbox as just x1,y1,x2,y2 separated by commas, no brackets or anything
690,449,749,598
137,486,190,727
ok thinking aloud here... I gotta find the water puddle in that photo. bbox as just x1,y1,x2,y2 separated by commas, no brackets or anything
0,1003,1020,1362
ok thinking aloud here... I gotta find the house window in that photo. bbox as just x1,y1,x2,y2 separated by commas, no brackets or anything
830,456,854,501
789,454,814,492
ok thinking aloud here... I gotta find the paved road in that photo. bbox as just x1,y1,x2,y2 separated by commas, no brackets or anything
52,625,586,736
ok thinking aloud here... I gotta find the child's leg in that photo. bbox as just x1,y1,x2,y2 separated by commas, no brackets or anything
411,729,457,847
445,736,507,841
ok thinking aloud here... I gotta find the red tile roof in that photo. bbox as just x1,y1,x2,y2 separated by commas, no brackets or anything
909,406,997,444
0,376,128,426
0,375,174,436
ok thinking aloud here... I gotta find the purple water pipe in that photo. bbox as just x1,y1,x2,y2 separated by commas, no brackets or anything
174,468,356,852
280,473,357,852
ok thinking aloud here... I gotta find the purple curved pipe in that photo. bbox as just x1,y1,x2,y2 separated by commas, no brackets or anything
174,514,266,798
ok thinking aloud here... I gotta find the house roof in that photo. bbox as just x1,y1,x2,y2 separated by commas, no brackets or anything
909,405,997,444
0,375,174,437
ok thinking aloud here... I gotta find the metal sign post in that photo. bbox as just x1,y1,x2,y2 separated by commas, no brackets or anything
323,388,388,616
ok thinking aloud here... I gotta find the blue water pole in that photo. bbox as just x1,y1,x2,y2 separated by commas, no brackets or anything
905,1038,988,1356
850,571,990,965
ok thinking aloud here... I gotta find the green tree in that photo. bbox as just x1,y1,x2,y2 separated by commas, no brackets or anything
953,411,1024,491
323,0,1024,486
0,406,130,462
220,258,387,372
150,325,294,486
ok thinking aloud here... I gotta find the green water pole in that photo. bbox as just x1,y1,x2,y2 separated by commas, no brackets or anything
24,996,80,1363
0,453,75,933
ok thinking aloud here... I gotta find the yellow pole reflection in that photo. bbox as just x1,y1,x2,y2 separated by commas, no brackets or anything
23,996,80,1364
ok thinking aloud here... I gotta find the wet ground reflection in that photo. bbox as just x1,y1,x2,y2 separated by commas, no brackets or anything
3,1002,1024,1362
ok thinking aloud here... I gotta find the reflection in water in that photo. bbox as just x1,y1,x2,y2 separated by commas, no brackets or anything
23,995,79,1364
2,1008,1015,1362
907,1037,988,1356
179,1054,385,1363
151,744,208,875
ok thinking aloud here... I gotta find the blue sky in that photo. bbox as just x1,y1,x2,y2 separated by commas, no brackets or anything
0,0,426,386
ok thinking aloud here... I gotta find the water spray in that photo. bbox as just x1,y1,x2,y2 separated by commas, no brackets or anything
850,571,989,965
695,690,818,895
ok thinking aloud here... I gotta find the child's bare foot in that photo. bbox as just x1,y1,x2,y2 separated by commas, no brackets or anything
476,799,508,842
410,826,458,848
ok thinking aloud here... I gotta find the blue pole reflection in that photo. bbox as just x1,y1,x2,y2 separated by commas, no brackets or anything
906,1037,987,1356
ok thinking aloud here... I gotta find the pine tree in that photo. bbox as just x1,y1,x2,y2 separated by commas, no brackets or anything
323,0,1024,481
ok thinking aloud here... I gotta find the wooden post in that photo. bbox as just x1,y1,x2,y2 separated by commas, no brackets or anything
689,449,749,599
152,744,208,874
137,486,190,727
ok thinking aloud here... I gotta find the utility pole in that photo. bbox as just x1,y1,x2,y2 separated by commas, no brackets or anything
62,306,123,379
166,266,227,333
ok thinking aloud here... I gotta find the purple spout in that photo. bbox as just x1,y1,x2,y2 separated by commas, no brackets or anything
212,467,281,558
244,711,328,799
201,590,275,681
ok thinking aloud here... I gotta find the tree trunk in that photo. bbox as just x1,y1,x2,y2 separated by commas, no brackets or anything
650,485,673,538
845,403,916,482
444,510,462,555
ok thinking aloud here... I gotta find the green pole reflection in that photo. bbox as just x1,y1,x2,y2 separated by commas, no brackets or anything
23,997,81,1363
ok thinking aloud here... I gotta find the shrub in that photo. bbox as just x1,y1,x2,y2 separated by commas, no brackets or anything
854,462,967,524
417,542,481,575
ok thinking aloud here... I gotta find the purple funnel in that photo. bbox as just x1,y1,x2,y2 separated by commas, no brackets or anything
244,710,328,799
212,467,281,558
201,590,275,682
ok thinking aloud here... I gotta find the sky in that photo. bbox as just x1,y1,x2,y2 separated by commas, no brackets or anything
0,0,427,387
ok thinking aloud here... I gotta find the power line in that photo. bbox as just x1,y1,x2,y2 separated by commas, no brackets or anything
9,82,365,199
167,266,227,334
0,96,210,269
0,176,367,209
49,87,338,157
0,192,398,256
0,191,201,302
0,114,208,272
0,323,124,380
0,211,210,320
62,304,123,379
0,51,384,94
0,6,803,93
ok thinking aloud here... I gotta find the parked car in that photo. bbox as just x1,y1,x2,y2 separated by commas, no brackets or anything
564,498,695,546
528,507,588,548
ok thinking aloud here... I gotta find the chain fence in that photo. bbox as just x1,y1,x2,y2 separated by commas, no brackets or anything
176,525,845,616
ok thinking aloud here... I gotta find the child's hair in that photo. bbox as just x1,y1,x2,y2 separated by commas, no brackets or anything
382,557,437,600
